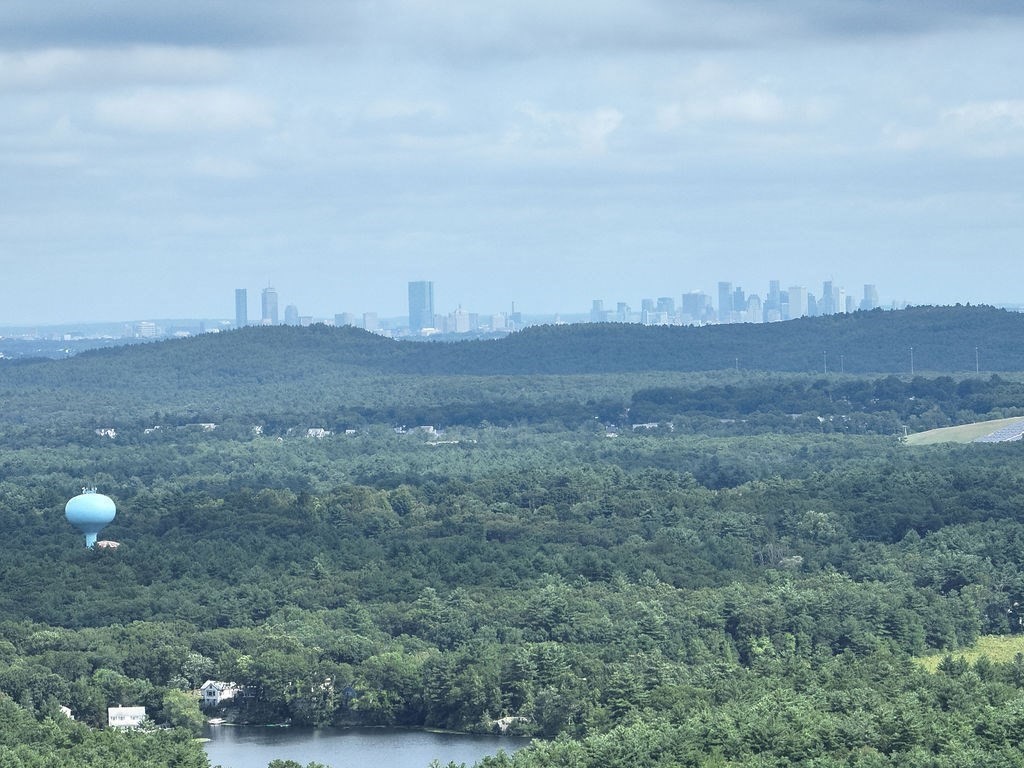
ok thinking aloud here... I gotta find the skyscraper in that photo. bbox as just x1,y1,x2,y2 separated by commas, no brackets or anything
681,291,710,324
732,287,746,316
788,285,808,318
861,284,879,311
746,294,763,322
764,280,782,322
408,281,435,333
821,280,835,315
235,288,248,328
261,285,279,325
718,282,733,323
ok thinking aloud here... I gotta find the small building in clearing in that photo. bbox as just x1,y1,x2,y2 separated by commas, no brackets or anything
108,706,146,729
199,680,242,707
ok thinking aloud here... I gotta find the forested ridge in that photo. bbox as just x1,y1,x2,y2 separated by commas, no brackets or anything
6,304,1023,382
4,306,1024,766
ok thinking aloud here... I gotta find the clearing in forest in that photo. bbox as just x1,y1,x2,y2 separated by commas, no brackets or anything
904,417,1024,446
915,634,1024,672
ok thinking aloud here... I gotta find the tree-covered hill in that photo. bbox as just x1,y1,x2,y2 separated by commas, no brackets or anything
4,304,1021,385
420,304,1020,376
3,305,1024,438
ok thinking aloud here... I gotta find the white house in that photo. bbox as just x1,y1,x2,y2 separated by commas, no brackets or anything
108,706,146,728
199,680,242,707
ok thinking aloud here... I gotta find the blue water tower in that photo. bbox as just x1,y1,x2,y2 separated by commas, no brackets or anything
65,488,117,548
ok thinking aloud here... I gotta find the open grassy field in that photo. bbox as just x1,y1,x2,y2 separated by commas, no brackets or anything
904,417,1024,446
916,634,1024,672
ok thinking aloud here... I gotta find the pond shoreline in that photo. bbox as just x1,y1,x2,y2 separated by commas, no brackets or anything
202,722,531,768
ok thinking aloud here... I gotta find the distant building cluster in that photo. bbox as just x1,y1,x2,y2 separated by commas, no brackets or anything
234,278,879,338
591,281,881,326
233,279,524,338
232,279,880,337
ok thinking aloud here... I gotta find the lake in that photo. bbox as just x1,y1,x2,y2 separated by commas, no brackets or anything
202,724,530,768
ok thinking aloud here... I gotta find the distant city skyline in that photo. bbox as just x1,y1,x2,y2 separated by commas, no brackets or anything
10,271,1024,336
232,275,887,333
4,277,1023,343
227,275,889,336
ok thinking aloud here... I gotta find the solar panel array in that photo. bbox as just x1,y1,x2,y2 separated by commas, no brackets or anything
973,419,1024,443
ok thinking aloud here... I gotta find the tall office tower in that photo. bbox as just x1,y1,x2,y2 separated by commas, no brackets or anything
821,281,835,315
717,282,733,323
788,286,808,318
681,292,710,324
335,312,357,327
363,312,379,331
732,287,746,318
616,302,631,323
235,288,248,328
408,281,435,333
746,294,763,323
654,297,675,325
640,298,655,325
284,304,300,325
261,285,279,325
450,307,471,333
590,299,608,323
763,280,781,322
861,284,879,311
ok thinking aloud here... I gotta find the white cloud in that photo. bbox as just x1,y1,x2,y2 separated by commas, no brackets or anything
654,61,798,133
189,154,260,179
515,104,624,153
0,46,231,90
658,88,786,129
578,108,625,153
363,99,448,122
94,88,272,133
884,99,1024,157
943,99,1024,130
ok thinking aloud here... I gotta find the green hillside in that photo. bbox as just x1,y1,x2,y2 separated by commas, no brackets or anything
3,305,1024,439
7,304,1022,382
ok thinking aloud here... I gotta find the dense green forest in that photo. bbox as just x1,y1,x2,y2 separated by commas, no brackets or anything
4,306,1024,766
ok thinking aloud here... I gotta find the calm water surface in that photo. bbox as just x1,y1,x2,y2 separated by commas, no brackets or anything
203,725,530,768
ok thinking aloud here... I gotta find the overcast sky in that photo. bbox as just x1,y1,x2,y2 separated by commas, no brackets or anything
2,0,1023,324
